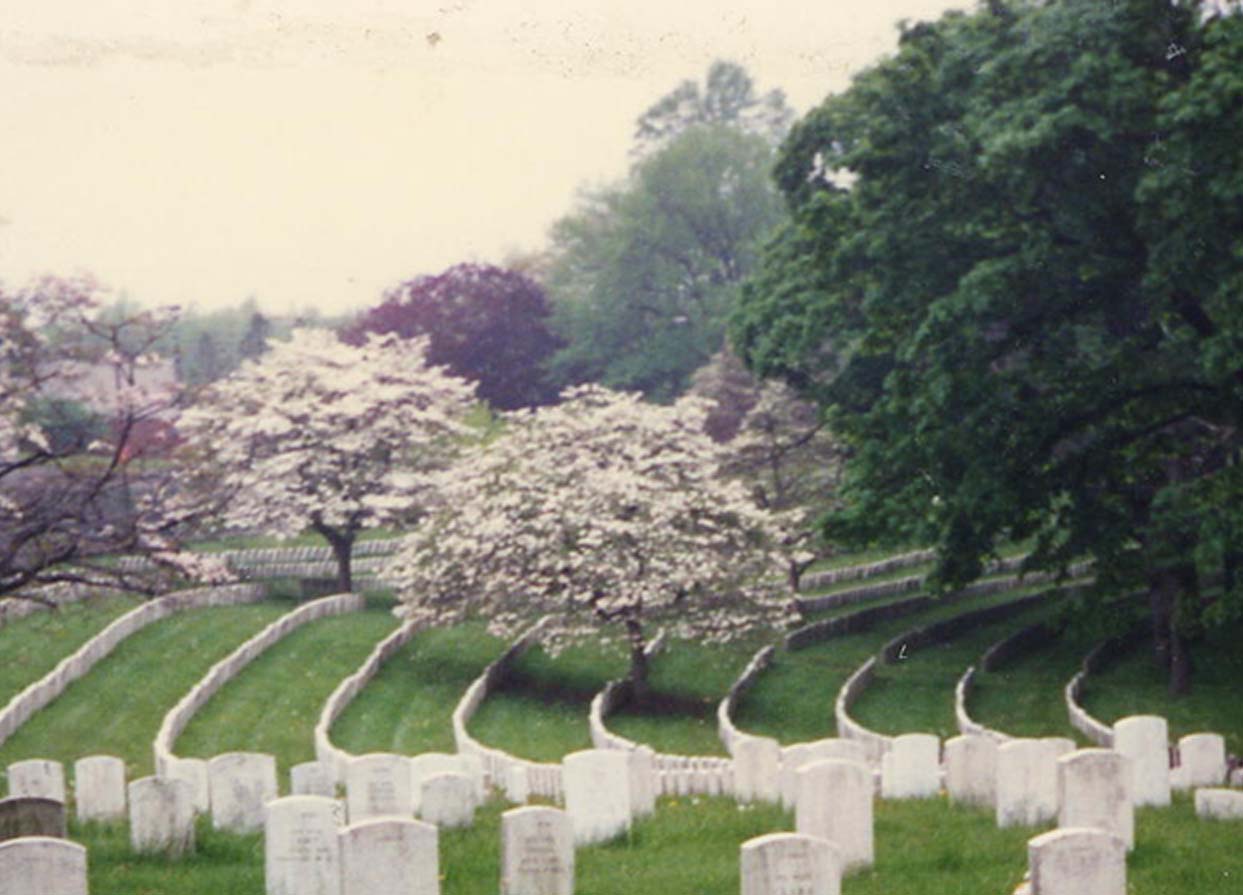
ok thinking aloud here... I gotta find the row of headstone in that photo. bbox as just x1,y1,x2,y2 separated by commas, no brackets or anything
264,797,575,895
5,757,126,824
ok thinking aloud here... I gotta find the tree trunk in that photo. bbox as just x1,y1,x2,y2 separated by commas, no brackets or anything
312,520,355,594
625,619,650,707
1146,560,1197,697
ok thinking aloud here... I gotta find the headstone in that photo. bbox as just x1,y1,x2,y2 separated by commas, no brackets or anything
1173,734,1226,789
1111,716,1170,807
780,740,866,810
165,757,211,814
741,832,842,895
129,776,195,856
1057,750,1133,850
500,806,574,895
734,736,781,804
208,752,278,833
996,738,1073,828
562,749,631,845
1027,827,1125,895
629,747,657,817
1194,788,1243,820
73,755,126,823
457,753,487,802
346,753,414,822
794,759,873,872
409,753,465,813
6,760,65,803
0,837,87,895
504,765,530,804
0,798,66,842
339,817,438,895
944,735,998,808
291,761,337,798
419,772,475,828
880,733,940,799
265,795,344,895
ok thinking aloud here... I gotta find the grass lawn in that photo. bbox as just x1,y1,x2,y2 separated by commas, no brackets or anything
0,595,141,705
0,603,291,779
1078,616,1243,755
330,622,507,757
175,608,399,780
848,600,1065,739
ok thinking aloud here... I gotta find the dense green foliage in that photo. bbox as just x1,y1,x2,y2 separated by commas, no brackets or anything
733,0,1243,690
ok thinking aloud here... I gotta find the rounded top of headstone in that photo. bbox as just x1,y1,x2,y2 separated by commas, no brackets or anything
1028,827,1125,851
1113,715,1168,732
341,816,436,835
741,831,840,853
502,805,566,821
0,835,85,854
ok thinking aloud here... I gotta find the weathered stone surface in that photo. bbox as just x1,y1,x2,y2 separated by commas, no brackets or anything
419,772,475,828
129,776,195,856
73,755,126,823
1195,788,1243,820
500,806,574,895
880,734,940,800
164,757,210,814
562,749,631,846
6,760,65,803
1172,733,1226,790
339,817,439,895
1057,749,1133,850
944,735,998,808
741,832,841,895
996,739,1074,828
1111,716,1170,807
291,761,337,798
0,836,87,895
1028,827,1125,895
795,759,873,872
628,747,657,817
207,752,278,833
265,795,344,895
346,753,413,823
0,798,66,843
734,736,782,804
780,740,866,810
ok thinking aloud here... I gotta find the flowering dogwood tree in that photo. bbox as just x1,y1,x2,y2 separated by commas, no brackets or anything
177,328,476,591
1,276,225,599
386,385,795,702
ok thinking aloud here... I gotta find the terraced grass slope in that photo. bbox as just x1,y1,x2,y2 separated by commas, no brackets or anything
0,603,291,777
0,595,141,705
176,608,400,776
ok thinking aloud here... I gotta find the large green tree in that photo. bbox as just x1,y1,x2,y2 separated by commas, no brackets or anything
733,0,1243,692
547,122,786,400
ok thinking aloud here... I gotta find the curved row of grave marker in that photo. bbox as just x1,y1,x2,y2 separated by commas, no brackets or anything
151,591,365,815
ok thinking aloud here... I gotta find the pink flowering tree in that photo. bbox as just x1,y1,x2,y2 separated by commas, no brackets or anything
386,384,795,702
1,276,225,599
177,328,477,591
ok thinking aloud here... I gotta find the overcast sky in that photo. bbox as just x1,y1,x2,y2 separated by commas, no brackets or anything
0,1,970,317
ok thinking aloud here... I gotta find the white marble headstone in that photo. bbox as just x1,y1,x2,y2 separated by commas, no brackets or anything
1172,733,1226,789
944,735,998,808
1111,716,1170,807
741,832,841,895
734,736,782,804
6,760,66,803
346,753,414,823
165,757,210,814
628,747,657,817
1194,788,1243,820
500,806,574,895
73,755,126,823
419,772,475,828
795,759,873,872
1057,749,1133,850
780,740,866,810
339,817,438,895
996,738,1074,828
880,733,940,799
265,795,345,895
128,776,195,856
1028,827,1125,895
503,765,530,804
0,836,87,895
291,761,337,798
562,749,631,846
409,753,465,813
208,752,278,833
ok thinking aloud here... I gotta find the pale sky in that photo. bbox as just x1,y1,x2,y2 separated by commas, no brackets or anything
0,1,970,317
